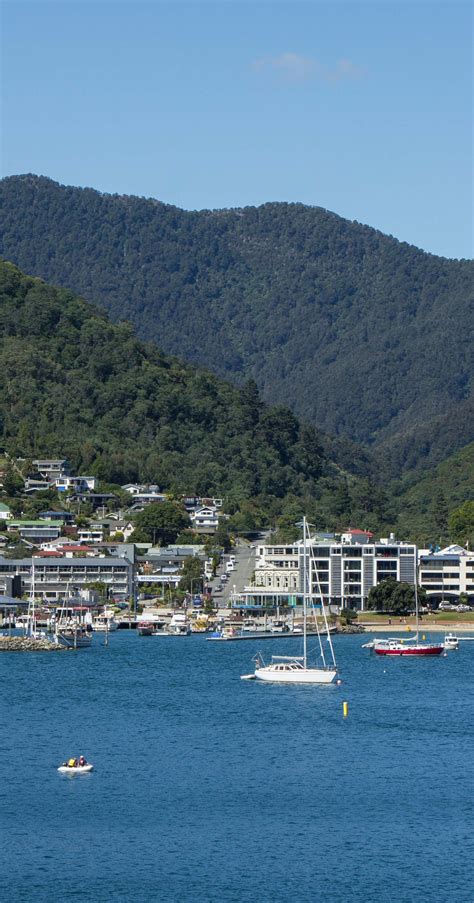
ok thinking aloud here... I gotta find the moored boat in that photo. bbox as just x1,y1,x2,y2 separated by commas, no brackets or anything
245,517,338,684
137,621,155,636
92,612,119,632
373,637,444,656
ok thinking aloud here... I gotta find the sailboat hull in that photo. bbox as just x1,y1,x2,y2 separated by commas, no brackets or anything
374,643,444,656
254,666,337,684
55,632,93,648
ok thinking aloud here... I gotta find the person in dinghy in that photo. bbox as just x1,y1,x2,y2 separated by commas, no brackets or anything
58,755,93,772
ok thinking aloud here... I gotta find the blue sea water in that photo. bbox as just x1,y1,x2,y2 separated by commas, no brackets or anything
1,631,473,903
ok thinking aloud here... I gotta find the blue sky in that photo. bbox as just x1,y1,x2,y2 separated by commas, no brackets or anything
1,0,472,258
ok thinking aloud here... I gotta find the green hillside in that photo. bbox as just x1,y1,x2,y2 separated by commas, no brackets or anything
393,442,474,544
0,259,392,532
1,175,472,475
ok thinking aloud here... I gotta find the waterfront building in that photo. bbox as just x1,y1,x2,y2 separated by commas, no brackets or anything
137,545,206,593
237,532,417,611
0,553,134,602
418,545,474,602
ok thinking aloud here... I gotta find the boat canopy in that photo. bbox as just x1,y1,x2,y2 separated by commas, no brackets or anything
271,655,304,662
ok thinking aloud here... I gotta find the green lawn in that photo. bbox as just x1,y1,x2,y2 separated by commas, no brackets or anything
358,611,474,624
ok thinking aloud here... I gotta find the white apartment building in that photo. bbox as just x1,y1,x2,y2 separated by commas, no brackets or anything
238,532,417,611
419,545,474,601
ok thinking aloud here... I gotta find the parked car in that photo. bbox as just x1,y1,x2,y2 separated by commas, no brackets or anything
456,604,471,612
438,602,457,611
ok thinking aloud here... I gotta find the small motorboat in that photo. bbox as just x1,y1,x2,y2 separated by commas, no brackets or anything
58,760,93,774
443,633,459,650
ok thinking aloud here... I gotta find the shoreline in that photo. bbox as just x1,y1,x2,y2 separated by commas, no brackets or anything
361,622,474,634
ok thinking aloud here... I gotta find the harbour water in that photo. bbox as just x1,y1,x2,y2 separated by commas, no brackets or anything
2,632,473,902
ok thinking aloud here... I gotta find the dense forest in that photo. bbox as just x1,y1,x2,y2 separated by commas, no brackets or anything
0,259,395,533
393,442,474,543
1,175,472,477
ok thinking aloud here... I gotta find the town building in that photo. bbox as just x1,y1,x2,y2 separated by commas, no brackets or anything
32,459,70,481
189,506,220,533
6,519,64,543
55,475,97,492
0,550,135,601
236,532,417,611
136,545,206,594
418,545,474,602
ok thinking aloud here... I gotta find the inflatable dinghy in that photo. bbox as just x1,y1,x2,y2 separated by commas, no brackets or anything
57,763,94,774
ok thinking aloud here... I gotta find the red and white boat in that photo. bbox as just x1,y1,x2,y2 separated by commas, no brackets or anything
367,578,445,657
372,636,444,656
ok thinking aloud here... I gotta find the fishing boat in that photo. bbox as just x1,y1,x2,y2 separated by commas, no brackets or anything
372,583,444,657
242,517,338,684
137,621,155,636
165,612,191,635
269,619,290,634
54,601,93,648
92,610,119,632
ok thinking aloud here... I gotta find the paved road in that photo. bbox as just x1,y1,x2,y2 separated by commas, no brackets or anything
212,542,256,608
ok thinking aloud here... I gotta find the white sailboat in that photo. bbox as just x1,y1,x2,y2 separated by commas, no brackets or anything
53,588,93,648
24,560,47,640
242,517,338,684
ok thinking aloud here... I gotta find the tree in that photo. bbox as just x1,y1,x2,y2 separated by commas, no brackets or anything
131,501,190,546
2,463,23,497
430,491,449,542
213,523,232,553
332,480,352,519
339,608,358,625
366,579,427,614
178,557,203,593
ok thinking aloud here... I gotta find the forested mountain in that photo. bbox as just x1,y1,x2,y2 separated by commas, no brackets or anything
1,174,472,475
0,259,392,532
393,442,474,544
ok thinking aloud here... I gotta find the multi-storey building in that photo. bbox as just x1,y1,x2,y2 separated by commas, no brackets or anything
0,553,134,602
238,532,417,611
419,545,474,602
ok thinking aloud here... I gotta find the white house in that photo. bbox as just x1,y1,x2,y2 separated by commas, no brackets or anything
0,503,12,520
55,475,97,492
189,506,219,532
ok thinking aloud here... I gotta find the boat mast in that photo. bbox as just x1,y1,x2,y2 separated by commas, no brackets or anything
414,570,419,642
303,516,307,668
27,558,36,637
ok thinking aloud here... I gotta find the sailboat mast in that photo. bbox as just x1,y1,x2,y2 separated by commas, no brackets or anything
31,559,35,633
414,568,419,642
303,516,307,668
